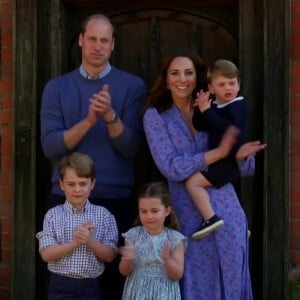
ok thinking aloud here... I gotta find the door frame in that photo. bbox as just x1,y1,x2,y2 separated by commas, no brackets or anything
239,1,290,298
13,0,290,299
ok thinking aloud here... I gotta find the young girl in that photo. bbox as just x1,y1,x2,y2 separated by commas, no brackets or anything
119,181,187,300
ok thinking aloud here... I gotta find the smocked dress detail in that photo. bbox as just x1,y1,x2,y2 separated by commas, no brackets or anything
121,226,187,300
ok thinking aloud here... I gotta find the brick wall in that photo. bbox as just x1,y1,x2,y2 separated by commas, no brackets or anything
0,0,13,299
291,0,300,271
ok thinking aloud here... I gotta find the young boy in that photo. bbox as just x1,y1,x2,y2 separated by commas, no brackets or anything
185,59,249,240
36,152,119,299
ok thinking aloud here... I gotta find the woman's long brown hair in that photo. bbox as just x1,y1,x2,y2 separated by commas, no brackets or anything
145,49,207,114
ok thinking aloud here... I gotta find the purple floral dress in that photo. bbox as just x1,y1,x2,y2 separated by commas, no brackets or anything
143,106,254,300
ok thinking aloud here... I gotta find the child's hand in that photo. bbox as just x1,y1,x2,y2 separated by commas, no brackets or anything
74,221,95,245
119,242,136,276
119,243,135,261
194,90,211,112
162,243,172,262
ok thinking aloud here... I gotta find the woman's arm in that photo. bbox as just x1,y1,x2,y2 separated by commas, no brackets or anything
236,141,267,176
143,108,237,181
236,140,267,160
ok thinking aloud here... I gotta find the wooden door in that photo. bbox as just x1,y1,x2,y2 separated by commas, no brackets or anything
67,10,238,83
65,8,239,190
14,0,290,299
35,2,262,299
35,3,241,299
38,4,240,212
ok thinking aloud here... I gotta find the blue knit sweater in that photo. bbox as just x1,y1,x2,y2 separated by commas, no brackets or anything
40,67,146,198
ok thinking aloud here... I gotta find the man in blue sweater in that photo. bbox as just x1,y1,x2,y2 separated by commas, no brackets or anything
40,14,146,300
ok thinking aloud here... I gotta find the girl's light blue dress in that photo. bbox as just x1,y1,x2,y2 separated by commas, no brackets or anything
121,226,187,300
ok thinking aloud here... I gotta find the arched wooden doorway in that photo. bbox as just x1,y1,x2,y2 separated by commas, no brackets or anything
36,7,239,299
14,0,290,299
65,8,239,191
68,10,238,84
66,8,239,190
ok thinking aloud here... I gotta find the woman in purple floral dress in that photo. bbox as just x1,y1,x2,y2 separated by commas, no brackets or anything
143,50,266,300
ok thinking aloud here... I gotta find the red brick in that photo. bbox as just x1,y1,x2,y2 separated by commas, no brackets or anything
1,247,12,263
0,0,16,298
291,155,300,171
292,15,300,30
1,156,12,171
0,187,12,202
291,45,300,61
291,249,300,266
291,95,300,109
0,110,11,124
0,288,10,299
1,161,13,175
291,187,300,202
1,140,12,155
291,235,300,249
0,17,13,29
291,110,300,125
1,125,13,140
0,264,11,287
292,32,300,47
0,31,12,48
0,172,11,185
0,131,12,144
0,80,12,93
0,218,12,232
1,48,12,61
291,78,300,93
0,95,12,109
291,81,300,94
0,1,13,16
292,1,300,16
291,125,300,140
291,63,300,77
291,172,300,186
291,203,300,218
0,62,13,78
291,219,300,236
1,232,12,248
291,140,300,155
0,203,12,217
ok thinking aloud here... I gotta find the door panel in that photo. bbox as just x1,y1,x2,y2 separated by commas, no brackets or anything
65,9,238,189
20,0,289,299
68,10,238,85
37,4,239,299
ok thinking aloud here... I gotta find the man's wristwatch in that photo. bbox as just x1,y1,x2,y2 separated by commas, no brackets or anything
105,111,119,124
